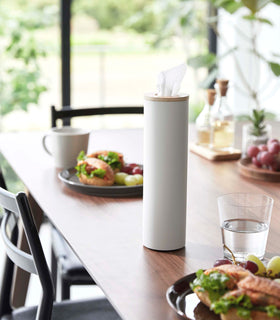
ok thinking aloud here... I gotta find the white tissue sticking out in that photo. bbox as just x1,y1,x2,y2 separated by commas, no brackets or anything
157,63,187,97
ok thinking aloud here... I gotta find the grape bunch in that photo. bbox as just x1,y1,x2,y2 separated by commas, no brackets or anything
114,163,143,186
247,139,280,171
213,254,280,279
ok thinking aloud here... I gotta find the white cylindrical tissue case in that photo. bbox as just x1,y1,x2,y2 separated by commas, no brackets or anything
143,93,189,251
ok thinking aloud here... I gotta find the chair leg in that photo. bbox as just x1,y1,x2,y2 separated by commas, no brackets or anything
0,224,18,319
0,224,18,316
56,260,71,301
61,279,70,300
0,255,14,317
51,247,57,298
12,191,44,308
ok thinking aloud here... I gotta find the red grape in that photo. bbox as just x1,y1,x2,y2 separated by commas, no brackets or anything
121,165,133,174
213,259,232,267
260,151,274,166
269,160,280,172
132,166,143,175
268,142,280,155
268,138,279,146
257,151,263,162
252,156,262,168
127,163,138,169
258,144,268,152
244,260,258,274
247,145,259,158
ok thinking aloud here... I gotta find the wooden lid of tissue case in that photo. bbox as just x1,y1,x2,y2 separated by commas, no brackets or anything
144,93,189,102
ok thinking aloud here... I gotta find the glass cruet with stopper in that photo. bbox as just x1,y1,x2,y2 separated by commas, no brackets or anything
210,79,234,151
195,88,216,147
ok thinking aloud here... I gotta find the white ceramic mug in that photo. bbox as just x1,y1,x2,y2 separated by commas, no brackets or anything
42,127,90,169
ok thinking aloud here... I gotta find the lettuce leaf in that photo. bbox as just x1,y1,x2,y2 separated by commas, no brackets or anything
265,305,280,318
190,269,230,302
75,163,106,179
191,269,280,319
98,152,121,170
212,294,280,319
77,150,86,161
211,294,252,318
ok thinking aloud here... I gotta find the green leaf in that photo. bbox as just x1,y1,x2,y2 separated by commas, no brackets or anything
265,305,280,317
75,163,86,178
212,294,253,316
190,270,230,303
75,163,106,179
242,14,273,25
91,168,106,179
98,152,122,170
272,0,280,5
248,109,267,136
211,0,243,13
77,150,86,161
236,308,252,318
269,61,280,76
199,67,218,89
187,53,216,69
264,112,277,120
257,17,273,24
237,114,253,122
241,0,271,14
226,1,244,13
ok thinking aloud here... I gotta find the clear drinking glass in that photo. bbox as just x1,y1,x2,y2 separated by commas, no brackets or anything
217,193,274,261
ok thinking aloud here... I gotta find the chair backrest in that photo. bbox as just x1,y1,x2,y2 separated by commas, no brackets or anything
0,187,54,320
51,105,144,128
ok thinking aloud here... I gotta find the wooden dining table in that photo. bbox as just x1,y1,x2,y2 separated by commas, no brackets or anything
0,122,280,320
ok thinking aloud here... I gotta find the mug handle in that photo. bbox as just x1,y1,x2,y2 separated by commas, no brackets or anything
42,135,52,156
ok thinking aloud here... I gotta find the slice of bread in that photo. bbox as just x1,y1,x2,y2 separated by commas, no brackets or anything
193,288,212,308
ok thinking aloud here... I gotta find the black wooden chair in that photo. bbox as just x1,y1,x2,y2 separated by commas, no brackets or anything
51,105,143,128
50,105,144,300
0,186,122,320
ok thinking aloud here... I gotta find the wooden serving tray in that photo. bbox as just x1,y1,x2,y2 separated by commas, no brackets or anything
238,158,280,182
190,143,241,161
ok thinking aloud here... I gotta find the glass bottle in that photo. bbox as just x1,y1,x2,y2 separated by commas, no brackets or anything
210,79,234,151
195,89,216,147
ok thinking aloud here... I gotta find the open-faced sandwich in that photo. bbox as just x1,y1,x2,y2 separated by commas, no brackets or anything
191,264,280,320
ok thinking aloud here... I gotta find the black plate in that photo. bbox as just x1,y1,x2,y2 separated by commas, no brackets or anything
58,168,143,198
166,273,219,320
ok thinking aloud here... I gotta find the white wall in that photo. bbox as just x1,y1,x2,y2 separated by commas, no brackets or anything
218,3,280,117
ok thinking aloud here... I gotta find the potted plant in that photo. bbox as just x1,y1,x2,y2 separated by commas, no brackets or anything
242,108,271,155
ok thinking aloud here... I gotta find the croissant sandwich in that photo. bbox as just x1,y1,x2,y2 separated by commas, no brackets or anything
75,157,114,186
191,264,280,320
87,150,124,172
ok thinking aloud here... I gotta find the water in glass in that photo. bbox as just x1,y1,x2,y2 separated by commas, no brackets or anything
221,218,269,261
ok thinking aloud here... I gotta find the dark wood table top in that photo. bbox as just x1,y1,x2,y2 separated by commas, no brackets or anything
0,124,280,320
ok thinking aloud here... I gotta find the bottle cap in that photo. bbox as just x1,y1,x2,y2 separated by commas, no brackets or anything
207,89,216,106
216,79,229,96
